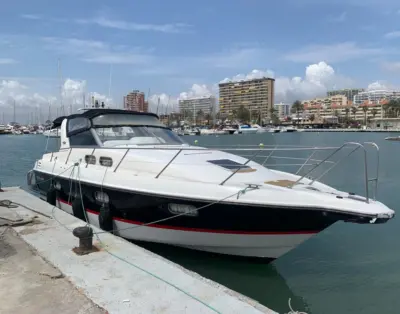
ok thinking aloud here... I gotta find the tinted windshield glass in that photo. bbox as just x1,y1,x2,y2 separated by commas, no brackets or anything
95,126,185,146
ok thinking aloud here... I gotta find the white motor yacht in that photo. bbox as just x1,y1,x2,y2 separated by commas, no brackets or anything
43,128,61,138
27,109,395,260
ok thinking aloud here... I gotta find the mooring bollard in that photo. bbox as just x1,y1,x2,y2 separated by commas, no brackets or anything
72,226,94,255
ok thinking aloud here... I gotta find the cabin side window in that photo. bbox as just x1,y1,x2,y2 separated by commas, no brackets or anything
69,130,98,146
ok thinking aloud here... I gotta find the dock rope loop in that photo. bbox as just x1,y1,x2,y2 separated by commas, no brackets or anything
285,298,308,314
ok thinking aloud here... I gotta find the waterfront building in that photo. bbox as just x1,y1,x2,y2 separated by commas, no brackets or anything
273,103,292,119
302,95,384,122
353,89,400,106
178,95,216,121
218,77,275,120
123,90,148,112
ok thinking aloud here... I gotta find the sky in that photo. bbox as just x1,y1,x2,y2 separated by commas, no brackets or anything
1,0,400,122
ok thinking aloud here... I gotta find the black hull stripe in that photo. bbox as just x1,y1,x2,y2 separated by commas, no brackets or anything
59,199,320,235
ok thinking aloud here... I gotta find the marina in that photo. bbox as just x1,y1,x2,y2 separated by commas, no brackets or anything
1,117,400,313
3,1,400,313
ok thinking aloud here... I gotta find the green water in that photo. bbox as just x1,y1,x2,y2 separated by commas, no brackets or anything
1,132,399,314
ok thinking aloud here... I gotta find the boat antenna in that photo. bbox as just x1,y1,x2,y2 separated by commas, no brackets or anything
156,97,160,115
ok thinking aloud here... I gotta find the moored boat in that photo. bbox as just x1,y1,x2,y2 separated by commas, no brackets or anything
27,109,395,260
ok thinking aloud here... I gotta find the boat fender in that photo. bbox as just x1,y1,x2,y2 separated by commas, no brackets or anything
72,197,86,221
46,186,57,206
99,205,113,232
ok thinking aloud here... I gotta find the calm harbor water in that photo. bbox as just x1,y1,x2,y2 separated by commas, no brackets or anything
1,132,399,314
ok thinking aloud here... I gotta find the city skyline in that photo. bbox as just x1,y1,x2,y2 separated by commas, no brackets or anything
1,0,400,120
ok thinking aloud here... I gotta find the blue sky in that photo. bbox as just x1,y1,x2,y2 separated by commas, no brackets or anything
1,0,400,115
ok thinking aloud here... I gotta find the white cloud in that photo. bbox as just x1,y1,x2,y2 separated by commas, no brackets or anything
0,58,17,65
384,31,400,39
42,37,153,65
76,16,192,34
367,81,397,91
150,62,357,110
284,42,383,63
0,78,111,123
148,94,178,114
328,12,347,23
20,14,41,20
219,69,275,83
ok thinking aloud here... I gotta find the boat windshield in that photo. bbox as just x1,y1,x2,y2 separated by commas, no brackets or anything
91,114,185,146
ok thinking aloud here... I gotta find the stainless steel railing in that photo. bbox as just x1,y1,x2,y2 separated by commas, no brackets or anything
65,142,380,204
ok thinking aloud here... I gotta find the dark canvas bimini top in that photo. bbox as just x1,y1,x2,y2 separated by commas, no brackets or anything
52,109,159,128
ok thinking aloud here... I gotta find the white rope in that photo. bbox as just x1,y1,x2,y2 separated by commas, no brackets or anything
285,298,308,314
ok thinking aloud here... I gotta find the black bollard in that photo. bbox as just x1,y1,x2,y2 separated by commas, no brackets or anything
72,226,94,255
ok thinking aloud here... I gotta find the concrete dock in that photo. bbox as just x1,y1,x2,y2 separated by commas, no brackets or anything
0,187,277,314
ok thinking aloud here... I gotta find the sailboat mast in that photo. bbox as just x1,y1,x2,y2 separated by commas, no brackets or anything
13,100,16,123
108,64,112,102
58,58,64,116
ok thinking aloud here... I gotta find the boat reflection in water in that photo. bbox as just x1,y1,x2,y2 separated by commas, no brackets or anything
134,240,311,313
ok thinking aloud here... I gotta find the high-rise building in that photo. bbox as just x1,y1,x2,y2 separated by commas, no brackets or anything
327,88,364,101
123,90,147,112
178,95,216,120
273,102,292,119
218,77,275,120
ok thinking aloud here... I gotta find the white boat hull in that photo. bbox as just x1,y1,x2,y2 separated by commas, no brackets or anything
58,199,314,259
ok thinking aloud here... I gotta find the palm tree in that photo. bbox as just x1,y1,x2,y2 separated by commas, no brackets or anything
344,108,350,120
309,114,315,123
196,109,204,125
362,106,369,126
351,106,357,120
291,100,304,125
231,109,238,121
371,108,378,119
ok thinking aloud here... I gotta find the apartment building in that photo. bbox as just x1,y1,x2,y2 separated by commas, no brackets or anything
218,77,275,120
178,95,216,118
273,102,292,119
353,89,400,105
303,95,385,122
123,90,148,112
327,88,364,101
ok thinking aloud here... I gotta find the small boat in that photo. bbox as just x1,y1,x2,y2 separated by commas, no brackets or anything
280,126,297,133
385,136,400,141
28,109,395,261
236,124,259,134
43,128,61,138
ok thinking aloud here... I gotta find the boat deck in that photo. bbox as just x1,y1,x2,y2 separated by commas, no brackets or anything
0,187,275,314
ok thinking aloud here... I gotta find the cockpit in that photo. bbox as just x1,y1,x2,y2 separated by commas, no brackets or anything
58,109,186,148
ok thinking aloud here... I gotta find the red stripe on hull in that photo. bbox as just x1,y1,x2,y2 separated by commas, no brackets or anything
58,198,320,236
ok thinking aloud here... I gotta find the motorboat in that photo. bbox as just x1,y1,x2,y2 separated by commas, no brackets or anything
43,128,61,138
27,109,395,260
280,126,297,133
236,124,259,134
385,136,400,141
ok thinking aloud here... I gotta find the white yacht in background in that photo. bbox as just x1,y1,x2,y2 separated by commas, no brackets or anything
43,128,61,138
28,109,395,260
236,124,259,134
280,126,298,133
